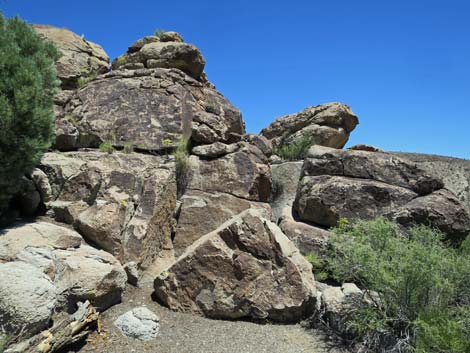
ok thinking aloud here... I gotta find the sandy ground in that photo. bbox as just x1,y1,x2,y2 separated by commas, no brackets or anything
71,285,347,353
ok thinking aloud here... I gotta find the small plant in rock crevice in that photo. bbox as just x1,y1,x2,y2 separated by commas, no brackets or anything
205,102,220,115
99,140,115,153
274,133,315,161
154,29,166,38
173,137,192,198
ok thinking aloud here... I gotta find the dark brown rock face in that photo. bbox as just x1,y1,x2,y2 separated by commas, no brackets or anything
294,146,470,240
33,25,110,89
261,102,359,149
295,175,418,227
54,68,244,152
39,151,176,268
113,32,204,79
395,152,470,211
155,210,316,323
173,141,272,255
173,190,271,256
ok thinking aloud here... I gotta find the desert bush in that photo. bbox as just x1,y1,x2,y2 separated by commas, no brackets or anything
326,218,470,352
0,334,12,353
99,140,115,153
274,133,314,161
154,29,166,38
205,102,219,115
173,137,191,198
0,13,60,219
304,252,328,282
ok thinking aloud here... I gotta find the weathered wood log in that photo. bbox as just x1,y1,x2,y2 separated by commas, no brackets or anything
5,301,99,353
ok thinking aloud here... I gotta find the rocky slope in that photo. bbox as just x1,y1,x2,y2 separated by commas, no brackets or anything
1,25,469,353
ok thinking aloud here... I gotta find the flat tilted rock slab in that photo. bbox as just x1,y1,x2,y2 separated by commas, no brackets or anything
155,209,316,323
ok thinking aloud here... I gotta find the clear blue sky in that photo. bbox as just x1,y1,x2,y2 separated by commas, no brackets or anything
2,0,470,158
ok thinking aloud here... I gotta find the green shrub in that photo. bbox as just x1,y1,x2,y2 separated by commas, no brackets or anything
205,102,219,115
0,13,60,219
99,140,115,153
0,334,13,353
326,218,470,352
154,29,166,38
274,133,315,161
173,137,191,198
304,252,328,282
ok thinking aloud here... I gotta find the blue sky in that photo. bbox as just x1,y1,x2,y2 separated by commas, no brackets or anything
2,0,470,158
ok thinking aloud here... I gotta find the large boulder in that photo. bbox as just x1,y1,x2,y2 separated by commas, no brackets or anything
302,146,443,196
155,209,316,323
33,25,109,89
392,189,470,241
54,68,244,151
294,146,470,240
0,262,57,337
173,142,272,255
39,151,176,268
113,32,205,79
53,245,127,311
187,142,271,202
295,175,417,227
0,222,127,315
114,42,205,79
0,221,82,263
396,152,470,211
261,102,359,149
173,190,271,256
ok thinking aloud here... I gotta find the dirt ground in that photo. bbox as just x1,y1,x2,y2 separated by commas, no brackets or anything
71,285,347,353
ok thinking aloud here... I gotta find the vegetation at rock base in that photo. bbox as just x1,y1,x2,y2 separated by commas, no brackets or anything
0,13,60,220
324,218,470,353
304,252,328,282
274,133,315,161
0,334,13,353
99,140,115,153
173,137,191,198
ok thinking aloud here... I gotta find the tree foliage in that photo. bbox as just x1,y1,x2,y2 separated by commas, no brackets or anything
0,13,60,217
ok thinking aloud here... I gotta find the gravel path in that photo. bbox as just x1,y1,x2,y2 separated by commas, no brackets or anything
74,285,346,353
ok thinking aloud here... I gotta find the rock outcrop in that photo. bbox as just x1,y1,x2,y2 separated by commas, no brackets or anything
173,141,272,255
261,103,359,149
38,151,176,269
0,222,126,338
113,33,205,79
396,152,470,211
54,68,244,152
294,146,470,240
155,210,316,322
33,25,109,89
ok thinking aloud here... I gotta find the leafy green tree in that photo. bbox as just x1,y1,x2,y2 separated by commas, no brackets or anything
0,13,60,220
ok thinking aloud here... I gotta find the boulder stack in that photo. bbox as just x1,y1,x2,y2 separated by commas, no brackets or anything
261,102,359,149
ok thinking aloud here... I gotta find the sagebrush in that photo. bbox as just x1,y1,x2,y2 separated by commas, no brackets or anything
173,137,191,198
326,218,470,353
274,133,314,161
